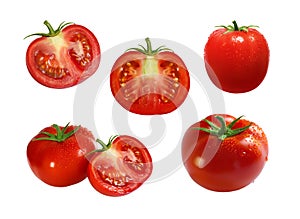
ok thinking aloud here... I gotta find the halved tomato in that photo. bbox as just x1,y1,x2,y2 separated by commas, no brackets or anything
110,38,190,115
87,135,153,196
25,20,101,88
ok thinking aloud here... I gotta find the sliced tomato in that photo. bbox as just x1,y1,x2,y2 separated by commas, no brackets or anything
87,135,153,196
25,21,100,88
110,38,190,115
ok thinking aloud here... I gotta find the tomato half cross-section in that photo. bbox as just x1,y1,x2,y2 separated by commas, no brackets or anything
110,38,190,115
87,135,153,196
182,114,268,192
204,21,270,93
25,20,101,88
27,123,96,187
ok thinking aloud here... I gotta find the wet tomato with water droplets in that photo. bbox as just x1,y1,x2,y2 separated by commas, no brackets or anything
27,123,96,187
110,38,190,115
87,135,153,196
204,21,269,93
182,114,268,192
25,21,100,88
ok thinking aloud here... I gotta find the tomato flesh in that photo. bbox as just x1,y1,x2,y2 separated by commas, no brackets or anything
88,135,153,196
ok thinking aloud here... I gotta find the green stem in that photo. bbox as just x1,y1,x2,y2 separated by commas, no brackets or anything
195,115,251,141
126,37,173,56
33,123,80,142
232,20,239,31
24,20,73,39
96,139,110,151
145,38,152,54
44,20,56,35
88,135,119,155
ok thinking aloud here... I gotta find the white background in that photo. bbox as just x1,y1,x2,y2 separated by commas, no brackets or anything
1,0,299,218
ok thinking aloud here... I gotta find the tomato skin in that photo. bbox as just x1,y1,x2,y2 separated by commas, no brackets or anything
110,39,190,115
204,26,269,93
87,135,153,196
182,114,268,192
27,125,96,187
26,23,101,88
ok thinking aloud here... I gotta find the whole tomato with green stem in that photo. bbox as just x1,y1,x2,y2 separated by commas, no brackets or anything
25,20,101,88
204,20,270,93
27,123,96,187
182,114,268,192
110,37,190,115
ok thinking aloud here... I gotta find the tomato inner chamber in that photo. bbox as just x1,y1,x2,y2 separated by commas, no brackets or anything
69,33,93,69
119,60,181,103
97,167,132,187
35,51,69,79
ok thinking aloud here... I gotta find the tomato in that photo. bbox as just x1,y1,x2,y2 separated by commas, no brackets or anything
110,38,190,115
182,114,268,192
204,20,270,93
27,123,96,187
87,135,153,196
25,20,101,88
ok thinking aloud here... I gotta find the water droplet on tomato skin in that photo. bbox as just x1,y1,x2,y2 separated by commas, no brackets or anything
239,151,247,157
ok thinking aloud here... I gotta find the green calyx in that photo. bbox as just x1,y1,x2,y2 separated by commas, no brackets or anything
24,20,73,39
90,135,119,153
195,115,251,141
216,20,259,34
126,37,173,56
33,122,80,142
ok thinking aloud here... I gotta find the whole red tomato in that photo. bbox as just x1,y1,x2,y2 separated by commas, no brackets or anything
27,123,96,187
204,21,270,93
25,20,101,88
110,38,190,115
182,114,268,192
87,135,153,196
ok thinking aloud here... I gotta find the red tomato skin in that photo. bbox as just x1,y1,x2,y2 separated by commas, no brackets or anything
26,24,101,89
87,135,153,196
27,125,96,187
182,114,268,192
204,28,269,93
110,50,190,115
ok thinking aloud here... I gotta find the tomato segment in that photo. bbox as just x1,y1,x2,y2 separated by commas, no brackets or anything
87,135,153,196
110,38,190,115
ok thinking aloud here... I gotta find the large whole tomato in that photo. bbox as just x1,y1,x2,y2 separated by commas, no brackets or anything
110,38,190,115
27,123,96,187
182,114,268,192
204,21,270,93
87,135,153,196
25,21,101,88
